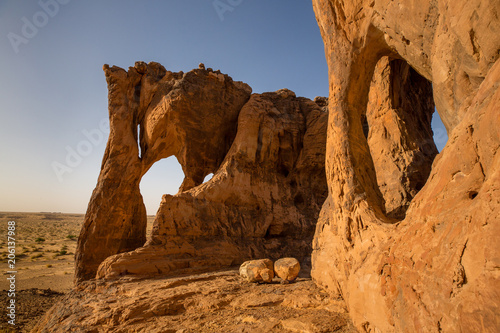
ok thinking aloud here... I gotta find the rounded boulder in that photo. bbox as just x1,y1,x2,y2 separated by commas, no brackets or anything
239,259,274,283
274,258,300,283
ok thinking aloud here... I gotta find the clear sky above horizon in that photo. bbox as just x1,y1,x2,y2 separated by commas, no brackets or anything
0,1,447,214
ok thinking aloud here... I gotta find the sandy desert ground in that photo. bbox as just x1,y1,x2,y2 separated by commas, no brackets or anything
0,212,154,332
1,213,357,333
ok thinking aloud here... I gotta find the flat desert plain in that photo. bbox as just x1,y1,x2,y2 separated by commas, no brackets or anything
0,212,154,332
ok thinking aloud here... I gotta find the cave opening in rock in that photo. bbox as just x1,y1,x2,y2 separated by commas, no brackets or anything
365,56,439,220
139,156,185,234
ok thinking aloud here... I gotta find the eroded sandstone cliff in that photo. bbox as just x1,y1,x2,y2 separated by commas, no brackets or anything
75,62,252,282
75,63,329,284
312,0,500,332
95,88,329,280
63,1,500,332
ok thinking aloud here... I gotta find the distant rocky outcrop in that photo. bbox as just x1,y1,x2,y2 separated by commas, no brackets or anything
75,63,328,283
312,0,500,332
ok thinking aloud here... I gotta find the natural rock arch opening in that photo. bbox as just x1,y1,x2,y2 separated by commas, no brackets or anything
76,62,331,283
139,156,185,237
309,2,499,332
202,173,214,184
91,86,330,280
136,124,142,158
364,56,438,220
431,110,449,152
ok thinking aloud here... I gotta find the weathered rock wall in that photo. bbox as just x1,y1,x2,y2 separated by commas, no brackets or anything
75,62,328,283
367,56,437,219
96,89,328,279
312,0,500,331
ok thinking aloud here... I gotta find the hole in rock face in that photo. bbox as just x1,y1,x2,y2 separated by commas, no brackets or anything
365,57,439,221
202,173,214,184
431,110,449,152
294,193,305,207
137,125,141,158
468,191,478,200
361,114,370,139
139,156,184,236
278,164,290,177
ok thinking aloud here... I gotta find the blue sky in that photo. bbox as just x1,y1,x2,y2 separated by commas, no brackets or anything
0,1,447,214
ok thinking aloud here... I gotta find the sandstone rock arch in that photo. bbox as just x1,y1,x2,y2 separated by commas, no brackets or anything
312,0,500,331
72,2,500,330
95,88,330,280
364,56,438,221
75,63,330,284
75,62,252,282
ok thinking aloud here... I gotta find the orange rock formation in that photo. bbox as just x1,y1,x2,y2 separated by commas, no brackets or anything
312,0,500,331
75,62,253,282
75,63,328,283
64,1,500,331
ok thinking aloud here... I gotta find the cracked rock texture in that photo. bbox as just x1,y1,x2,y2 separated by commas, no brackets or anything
75,63,328,284
312,0,500,332
32,270,357,333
